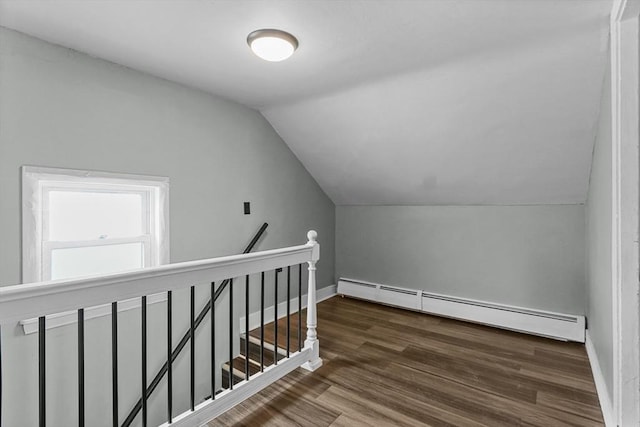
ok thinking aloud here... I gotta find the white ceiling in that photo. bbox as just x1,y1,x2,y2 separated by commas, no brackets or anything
0,0,611,205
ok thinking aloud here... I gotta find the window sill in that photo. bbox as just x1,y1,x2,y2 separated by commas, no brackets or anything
20,293,167,335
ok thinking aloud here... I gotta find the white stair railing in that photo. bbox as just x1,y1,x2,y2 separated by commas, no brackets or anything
0,231,321,427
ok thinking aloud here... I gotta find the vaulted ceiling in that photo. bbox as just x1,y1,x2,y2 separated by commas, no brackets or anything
0,0,611,205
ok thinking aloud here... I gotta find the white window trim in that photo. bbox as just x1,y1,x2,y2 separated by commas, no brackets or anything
20,166,170,334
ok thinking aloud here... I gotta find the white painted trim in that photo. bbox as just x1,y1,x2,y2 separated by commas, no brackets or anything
586,331,615,427
610,5,622,421
609,1,640,425
315,284,337,303
21,165,170,283
0,237,319,325
18,280,332,337
338,278,585,342
19,292,166,335
162,347,312,427
239,285,337,333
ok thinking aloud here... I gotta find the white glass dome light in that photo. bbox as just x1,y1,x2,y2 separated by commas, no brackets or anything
247,29,298,62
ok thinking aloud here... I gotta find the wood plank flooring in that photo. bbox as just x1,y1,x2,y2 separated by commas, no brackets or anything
209,296,604,426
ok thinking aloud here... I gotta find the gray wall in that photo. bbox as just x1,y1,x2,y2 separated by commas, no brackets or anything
586,46,614,405
0,27,335,427
337,205,586,315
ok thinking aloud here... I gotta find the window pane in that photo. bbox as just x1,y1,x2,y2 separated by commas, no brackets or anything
48,191,144,241
50,243,144,280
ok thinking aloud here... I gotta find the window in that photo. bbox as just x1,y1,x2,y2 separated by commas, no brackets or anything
22,166,169,283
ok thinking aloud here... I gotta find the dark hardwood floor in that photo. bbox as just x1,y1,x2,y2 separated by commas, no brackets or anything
209,296,604,426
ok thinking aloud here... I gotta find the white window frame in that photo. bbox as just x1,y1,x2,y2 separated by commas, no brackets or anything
20,166,170,334
39,182,156,281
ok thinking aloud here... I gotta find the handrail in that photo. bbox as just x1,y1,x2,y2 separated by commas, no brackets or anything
0,224,319,326
0,228,322,427
213,222,268,302
159,230,321,427
120,223,268,427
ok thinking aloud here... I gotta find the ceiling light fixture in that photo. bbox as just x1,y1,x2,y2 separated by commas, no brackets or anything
247,29,298,62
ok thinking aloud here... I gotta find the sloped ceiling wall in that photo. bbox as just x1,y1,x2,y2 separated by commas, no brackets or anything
263,23,609,205
0,0,611,205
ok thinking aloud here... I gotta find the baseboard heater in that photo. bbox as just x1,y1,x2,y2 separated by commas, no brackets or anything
337,278,585,342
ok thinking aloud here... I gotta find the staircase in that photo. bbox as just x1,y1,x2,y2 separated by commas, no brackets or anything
221,314,305,389
0,229,322,427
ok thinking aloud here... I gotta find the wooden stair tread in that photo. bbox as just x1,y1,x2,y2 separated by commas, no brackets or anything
247,314,306,352
240,334,283,366
220,309,308,390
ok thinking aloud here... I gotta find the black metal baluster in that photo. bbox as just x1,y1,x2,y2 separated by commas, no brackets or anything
245,275,250,381
210,282,215,400
78,309,85,427
190,286,195,411
274,270,278,365
39,316,45,427
112,303,118,427
287,266,291,358
260,272,265,372
141,296,147,427
119,223,268,427
298,264,302,352
167,291,172,423
229,278,234,390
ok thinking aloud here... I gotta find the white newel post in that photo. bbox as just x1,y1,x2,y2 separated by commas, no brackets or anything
302,230,322,371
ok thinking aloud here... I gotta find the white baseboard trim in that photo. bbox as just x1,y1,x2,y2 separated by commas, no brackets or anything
585,330,615,427
240,284,337,333
338,278,585,342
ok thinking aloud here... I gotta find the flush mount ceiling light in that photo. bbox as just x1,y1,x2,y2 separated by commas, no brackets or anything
247,29,298,62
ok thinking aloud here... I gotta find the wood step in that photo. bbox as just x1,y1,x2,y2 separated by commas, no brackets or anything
221,337,289,389
220,312,308,390
247,314,306,354
240,334,287,366
221,357,248,389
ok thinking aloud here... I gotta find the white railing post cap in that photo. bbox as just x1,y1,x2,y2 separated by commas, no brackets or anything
307,230,318,243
